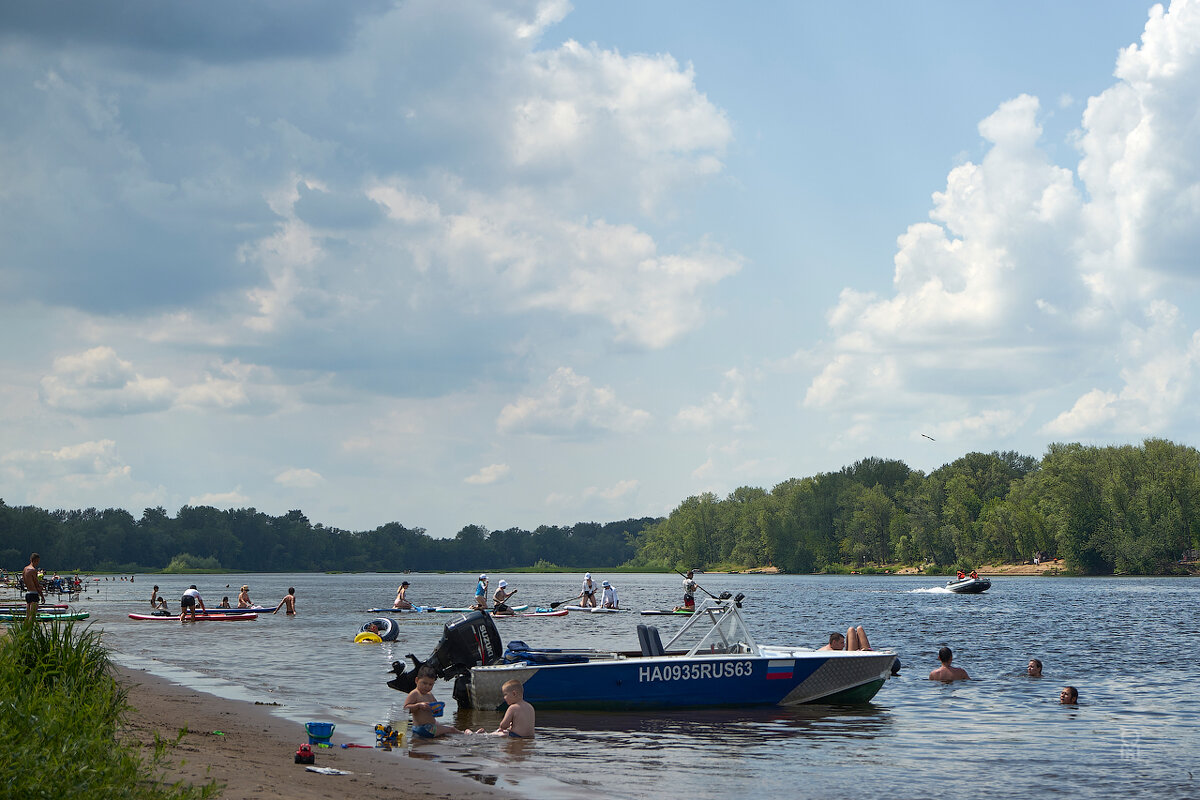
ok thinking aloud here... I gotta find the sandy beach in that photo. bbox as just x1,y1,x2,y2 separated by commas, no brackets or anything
116,665,514,800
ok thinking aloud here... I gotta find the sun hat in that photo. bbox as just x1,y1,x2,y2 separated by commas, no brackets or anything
479,574,487,580
584,572,591,579
602,580,611,587
498,580,507,587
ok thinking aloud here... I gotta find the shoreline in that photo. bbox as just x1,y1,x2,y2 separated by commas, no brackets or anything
115,664,515,800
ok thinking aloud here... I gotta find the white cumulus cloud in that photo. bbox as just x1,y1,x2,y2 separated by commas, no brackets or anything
497,367,650,436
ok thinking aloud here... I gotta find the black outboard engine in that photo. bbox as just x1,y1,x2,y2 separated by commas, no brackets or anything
387,611,502,703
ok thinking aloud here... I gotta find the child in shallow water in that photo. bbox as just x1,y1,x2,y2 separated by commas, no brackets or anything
488,679,535,738
404,666,471,738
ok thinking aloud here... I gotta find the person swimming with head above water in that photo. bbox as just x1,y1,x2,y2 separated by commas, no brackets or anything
929,646,970,682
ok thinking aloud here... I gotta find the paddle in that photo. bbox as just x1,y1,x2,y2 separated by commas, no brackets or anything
549,593,583,609
677,570,717,599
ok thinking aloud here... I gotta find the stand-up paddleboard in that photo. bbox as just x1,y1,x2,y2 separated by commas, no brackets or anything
563,605,626,613
639,609,694,616
493,609,568,618
128,612,258,621
366,606,434,613
427,604,530,613
201,606,275,614
0,610,90,622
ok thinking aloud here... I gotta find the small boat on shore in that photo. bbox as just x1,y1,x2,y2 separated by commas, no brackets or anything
387,593,898,711
946,576,991,594
0,608,90,622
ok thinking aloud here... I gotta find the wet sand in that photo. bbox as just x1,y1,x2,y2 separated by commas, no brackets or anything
116,665,513,800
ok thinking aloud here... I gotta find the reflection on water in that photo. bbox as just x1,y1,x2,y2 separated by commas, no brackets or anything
87,572,1200,799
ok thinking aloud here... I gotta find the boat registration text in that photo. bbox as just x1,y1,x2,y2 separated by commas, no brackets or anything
638,661,754,682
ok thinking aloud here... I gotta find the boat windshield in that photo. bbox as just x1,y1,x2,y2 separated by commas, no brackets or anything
662,596,758,657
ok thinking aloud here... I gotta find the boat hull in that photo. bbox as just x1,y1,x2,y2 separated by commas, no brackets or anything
468,650,896,710
946,578,991,593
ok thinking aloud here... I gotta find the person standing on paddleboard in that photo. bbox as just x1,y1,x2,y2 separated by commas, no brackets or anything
676,570,698,612
180,585,207,623
472,575,489,610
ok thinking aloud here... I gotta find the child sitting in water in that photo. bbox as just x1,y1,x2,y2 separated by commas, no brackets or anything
404,666,472,738
489,679,535,738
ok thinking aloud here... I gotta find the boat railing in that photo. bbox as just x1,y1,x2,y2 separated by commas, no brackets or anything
662,595,759,659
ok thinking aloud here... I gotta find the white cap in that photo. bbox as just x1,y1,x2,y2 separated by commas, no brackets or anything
498,580,507,587
602,580,611,587
479,574,487,580
585,572,591,579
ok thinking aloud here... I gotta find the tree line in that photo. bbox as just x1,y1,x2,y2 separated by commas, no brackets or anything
630,438,1200,575
2,438,1197,576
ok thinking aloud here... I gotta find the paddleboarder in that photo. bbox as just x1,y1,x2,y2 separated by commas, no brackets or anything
675,570,698,612
472,574,489,610
180,585,207,623
237,584,252,607
600,580,619,609
580,573,598,608
393,581,413,609
493,579,518,615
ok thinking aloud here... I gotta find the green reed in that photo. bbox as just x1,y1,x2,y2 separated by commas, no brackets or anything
0,621,219,800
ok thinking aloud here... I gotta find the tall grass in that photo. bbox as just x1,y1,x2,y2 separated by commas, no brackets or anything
0,621,219,800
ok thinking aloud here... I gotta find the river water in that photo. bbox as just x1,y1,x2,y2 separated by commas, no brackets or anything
73,572,1199,798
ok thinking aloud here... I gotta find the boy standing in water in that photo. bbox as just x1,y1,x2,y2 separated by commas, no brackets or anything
273,587,296,615
404,666,472,737
489,679,536,738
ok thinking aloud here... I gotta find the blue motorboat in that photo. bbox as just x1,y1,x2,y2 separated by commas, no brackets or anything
387,594,897,711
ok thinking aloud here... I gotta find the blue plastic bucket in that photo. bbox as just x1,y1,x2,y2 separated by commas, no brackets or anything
305,721,335,745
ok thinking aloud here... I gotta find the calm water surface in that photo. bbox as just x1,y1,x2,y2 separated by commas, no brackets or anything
77,572,1199,798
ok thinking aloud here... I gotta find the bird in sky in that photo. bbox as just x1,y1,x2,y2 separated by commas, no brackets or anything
921,434,936,441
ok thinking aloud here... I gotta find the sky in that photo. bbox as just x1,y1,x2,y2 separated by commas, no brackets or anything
2,1,1199,537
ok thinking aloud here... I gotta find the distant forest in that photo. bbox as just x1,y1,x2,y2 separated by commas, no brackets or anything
2,439,1198,576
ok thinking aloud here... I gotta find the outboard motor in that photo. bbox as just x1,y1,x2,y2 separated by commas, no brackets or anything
387,611,502,702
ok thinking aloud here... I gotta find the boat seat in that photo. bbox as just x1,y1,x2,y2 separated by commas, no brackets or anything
636,624,665,657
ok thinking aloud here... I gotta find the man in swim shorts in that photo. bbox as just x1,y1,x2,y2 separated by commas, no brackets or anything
23,553,45,621
180,585,207,623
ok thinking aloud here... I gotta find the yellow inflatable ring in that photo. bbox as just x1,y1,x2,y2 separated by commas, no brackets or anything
354,631,383,644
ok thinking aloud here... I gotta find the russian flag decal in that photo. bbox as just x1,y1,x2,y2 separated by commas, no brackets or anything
766,659,794,680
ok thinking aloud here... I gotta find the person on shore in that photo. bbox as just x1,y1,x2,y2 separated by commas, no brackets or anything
273,588,296,615
472,575,489,610
150,584,161,609
580,573,597,608
1060,686,1078,705
393,581,413,610
405,666,473,737
180,585,207,623
1027,658,1043,678
600,580,619,609
23,553,45,621
929,646,969,681
218,596,231,608
675,570,698,612
489,679,535,738
237,585,251,608
493,580,518,615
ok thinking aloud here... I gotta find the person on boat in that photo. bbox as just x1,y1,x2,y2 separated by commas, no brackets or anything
472,574,489,610
488,679,535,738
1027,658,1043,677
818,626,872,651
237,585,252,607
969,570,979,580
273,587,297,615
580,573,598,608
493,580,518,615
23,553,45,622
928,646,969,681
1060,686,1078,705
675,570,698,612
180,585,207,623
600,580,619,609
819,632,846,650
956,570,966,580
393,581,413,609
218,596,231,608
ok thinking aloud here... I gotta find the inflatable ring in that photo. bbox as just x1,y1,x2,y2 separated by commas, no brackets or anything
358,617,398,641
354,631,383,644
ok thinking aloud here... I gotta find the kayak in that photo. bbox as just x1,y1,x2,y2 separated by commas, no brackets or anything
639,609,694,616
128,613,258,621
